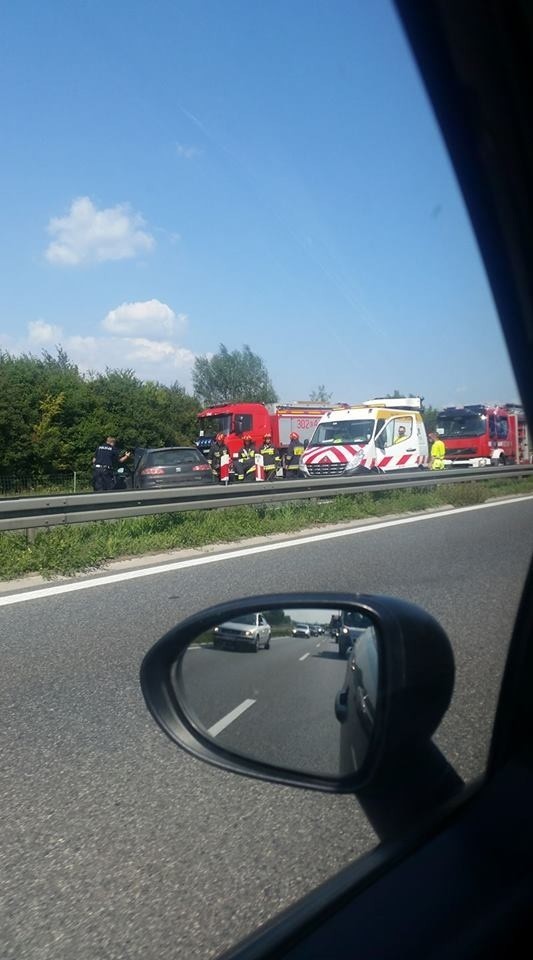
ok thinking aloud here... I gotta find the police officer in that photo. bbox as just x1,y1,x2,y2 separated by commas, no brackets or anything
92,436,131,492
259,433,281,481
234,434,256,482
208,433,230,480
284,431,305,478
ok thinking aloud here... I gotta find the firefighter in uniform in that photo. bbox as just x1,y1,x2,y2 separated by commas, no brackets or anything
284,431,305,478
428,432,446,470
92,436,131,492
207,433,230,480
259,434,281,481
234,434,257,481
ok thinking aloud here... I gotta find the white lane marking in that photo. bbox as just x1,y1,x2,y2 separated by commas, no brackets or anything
316,643,320,648
207,698,256,737
1,495,532,608
299,652,310,661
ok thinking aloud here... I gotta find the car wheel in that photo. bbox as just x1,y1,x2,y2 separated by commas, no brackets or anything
254,635,260,652
265,633,271,650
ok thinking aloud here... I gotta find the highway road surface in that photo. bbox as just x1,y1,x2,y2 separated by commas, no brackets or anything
0,497,532,960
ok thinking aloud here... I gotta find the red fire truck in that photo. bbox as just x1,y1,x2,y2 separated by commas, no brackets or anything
195,401,337,460
435,403,531,467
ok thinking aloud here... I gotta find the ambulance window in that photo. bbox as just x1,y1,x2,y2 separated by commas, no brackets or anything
393,418,412,442
374,419,386,445
380,420,395,447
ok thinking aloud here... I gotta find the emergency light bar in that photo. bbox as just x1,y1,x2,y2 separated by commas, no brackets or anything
363,397,424,411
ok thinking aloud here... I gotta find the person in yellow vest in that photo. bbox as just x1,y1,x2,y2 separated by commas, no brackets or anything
429,432,446,470
259,434,281,481
394,424,407,444
284,431,305,478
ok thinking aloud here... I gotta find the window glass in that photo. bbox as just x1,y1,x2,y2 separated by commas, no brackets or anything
312,420,374,445
392,417,412,443
496,416,509,439
148,449,201,466
235,415,253,434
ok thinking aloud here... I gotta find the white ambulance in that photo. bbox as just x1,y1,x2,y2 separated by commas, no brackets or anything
299,397,429,477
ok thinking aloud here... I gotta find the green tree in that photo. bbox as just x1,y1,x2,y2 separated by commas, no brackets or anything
0,348,200,480
31,392,66,470
422,405,439,433
309,384,332,403
192,344,278,406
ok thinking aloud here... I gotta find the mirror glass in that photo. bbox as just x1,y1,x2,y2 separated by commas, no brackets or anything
175,605,380,779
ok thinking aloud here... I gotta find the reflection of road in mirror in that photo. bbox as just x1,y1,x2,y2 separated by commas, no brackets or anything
177,607,379,780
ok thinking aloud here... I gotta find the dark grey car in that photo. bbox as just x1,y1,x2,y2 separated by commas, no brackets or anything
133,447,215,490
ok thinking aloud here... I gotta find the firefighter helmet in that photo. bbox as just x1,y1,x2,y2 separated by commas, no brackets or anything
215,432,225,442
263,433,272,441
289,431,299,440
243,434,253,443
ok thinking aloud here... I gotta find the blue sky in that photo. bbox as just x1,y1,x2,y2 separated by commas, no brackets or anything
0,0,519,409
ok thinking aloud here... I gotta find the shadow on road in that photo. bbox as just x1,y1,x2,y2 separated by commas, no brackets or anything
312,650,344,661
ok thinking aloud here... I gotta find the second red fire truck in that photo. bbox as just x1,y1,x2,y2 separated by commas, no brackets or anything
435,403,531,466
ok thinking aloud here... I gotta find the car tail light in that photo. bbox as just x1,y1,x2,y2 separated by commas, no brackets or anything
141,467,165,475
192,463,211,471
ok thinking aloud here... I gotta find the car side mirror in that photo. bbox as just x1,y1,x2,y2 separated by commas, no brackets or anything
141,593,463,840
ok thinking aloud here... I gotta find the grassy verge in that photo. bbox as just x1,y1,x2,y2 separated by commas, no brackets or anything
1,477,532,582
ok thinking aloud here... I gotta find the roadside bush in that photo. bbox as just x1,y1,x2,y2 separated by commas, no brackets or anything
438,483,487,507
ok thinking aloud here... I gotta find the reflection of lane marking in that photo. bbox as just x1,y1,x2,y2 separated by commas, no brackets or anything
1,496,531,607
316,643,320,648
299,653,310,661
208,698,256,737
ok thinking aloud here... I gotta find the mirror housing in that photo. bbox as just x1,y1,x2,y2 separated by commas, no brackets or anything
141,592,456,799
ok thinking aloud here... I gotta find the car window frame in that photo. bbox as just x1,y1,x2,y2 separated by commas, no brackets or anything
212,3,533,956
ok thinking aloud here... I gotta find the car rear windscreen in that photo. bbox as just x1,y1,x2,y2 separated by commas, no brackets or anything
147,449,203,466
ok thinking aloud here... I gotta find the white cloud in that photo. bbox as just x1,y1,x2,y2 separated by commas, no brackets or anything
102,299,187,337
176,143,202,160
65,333,195,383
28,319,63,344
45,196,155,266
124,337,195,366
5,308,196,388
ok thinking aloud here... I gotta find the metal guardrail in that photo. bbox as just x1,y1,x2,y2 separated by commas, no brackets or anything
0,465,531,532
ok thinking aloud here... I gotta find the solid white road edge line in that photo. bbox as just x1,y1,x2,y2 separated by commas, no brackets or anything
299,653,311,661
1,495,532,608
208,699,256,738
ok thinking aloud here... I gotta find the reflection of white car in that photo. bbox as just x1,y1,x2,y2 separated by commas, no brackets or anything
213,613,271,652
292,623,311,638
